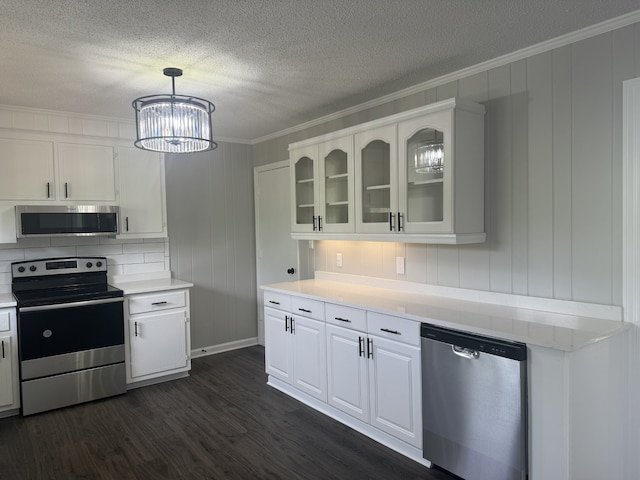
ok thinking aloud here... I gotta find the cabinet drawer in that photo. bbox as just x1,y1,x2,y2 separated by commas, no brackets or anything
128,290,187,315
0,309,12,332
263,291,291,311
325,303,366,332
367,312,420,346
290,296,324,321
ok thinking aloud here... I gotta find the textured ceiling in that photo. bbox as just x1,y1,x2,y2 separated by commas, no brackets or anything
0,1,638,141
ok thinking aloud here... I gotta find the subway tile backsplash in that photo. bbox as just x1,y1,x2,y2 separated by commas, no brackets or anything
0,236,169,293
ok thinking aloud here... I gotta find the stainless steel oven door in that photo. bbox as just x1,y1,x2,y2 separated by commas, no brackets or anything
17,297,126,415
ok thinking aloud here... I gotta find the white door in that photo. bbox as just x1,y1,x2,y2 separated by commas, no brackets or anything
368,335,422,447
326,324,369,422
254,161,299,344
292,315,327,401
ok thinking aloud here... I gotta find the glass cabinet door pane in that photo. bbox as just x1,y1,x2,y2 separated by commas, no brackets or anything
324,149,349,226
406,128,444,223
295,156,315,225
361,140,391,225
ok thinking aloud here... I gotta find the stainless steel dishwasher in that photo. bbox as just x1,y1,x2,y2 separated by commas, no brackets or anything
421,323,528,480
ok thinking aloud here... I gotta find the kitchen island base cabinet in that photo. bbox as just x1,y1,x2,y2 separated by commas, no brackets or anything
125,289,191,387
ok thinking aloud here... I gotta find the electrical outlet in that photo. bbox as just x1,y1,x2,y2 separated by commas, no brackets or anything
336,253,343,267
396,256,405,275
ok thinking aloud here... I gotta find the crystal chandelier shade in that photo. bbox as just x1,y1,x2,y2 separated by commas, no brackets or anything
132,68,217,153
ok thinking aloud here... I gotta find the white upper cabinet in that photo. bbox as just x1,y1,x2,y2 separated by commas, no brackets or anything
354,124,398,234
57,142,116,202
289,98,486,244
0,138,55,200
291,144,319,233
116,146,167,238
318,135,354,233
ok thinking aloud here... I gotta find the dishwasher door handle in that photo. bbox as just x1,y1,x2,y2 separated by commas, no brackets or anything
452,345,479,359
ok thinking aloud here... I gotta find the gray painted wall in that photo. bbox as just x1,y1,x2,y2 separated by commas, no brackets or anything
165,142,257,350
253,24,640,307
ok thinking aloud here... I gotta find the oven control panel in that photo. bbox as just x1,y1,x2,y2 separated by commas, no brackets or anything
11,257,108,278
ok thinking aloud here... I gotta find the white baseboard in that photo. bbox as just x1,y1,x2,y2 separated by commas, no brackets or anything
191,337,259,358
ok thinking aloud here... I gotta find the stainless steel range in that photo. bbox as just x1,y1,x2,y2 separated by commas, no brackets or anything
12,257,126,416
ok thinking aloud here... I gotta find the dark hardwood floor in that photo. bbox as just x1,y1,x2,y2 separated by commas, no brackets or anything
0,346,455,480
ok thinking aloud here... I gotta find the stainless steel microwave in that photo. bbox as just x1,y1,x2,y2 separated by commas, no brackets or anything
15,205,119,238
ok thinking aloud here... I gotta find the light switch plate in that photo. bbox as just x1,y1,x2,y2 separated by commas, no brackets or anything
396,256,405,275
337,253,343,267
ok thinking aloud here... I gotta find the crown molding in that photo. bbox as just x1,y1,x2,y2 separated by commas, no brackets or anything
250,9,640,145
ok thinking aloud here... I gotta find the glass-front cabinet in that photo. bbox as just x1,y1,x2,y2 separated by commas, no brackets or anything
354,125,397,234
291,145,319,233
289,98,485,244
398,110,451,233
318,136,354,233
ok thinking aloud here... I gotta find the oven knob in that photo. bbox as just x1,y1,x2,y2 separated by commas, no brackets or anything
86,262,93,268
96,261,103,267
29,265,37,272
17,266,25,273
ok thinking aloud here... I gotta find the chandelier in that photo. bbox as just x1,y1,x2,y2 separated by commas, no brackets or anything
132,68,217,153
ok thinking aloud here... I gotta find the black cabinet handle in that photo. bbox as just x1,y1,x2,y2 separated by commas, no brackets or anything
65,182,69,198
389,212,394,231
287,267,295,275
298,308,311,313
1,340,4,359
380,328,400,335
268,300,280,305
312,216,317,231
46,182,50,198
318,216,323,231
290,317,295,334
397,212,404,232
285,315,289,332
367,338,373,359
125,216,130,232
358,336,364,357
151,301,168,306
134,321,138,337
334,317,351,323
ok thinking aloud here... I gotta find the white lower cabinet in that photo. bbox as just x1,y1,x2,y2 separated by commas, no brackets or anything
125,289,191,386
264,291,422,453
0,308,19,414
265,305,327,401
326,322,422,448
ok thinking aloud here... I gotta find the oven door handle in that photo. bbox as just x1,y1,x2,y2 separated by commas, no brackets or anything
19,297,124,313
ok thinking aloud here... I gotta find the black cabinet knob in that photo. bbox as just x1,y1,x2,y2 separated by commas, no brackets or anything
287,267,295,275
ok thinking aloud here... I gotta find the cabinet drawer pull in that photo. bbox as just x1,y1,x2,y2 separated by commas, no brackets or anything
367,338,373,359
46,182,51,198
389,212,394,232
290,317,295,333
151,301,168,306
65,182,69,198
125,216,130,232
318,216,323,231
358,336,364,357
298,308,311,313
285,315,289,332
397,212,404,232
380,328,400,335
1,340,4,359
134,321,138,337
268,300,280,305
334,316,351,323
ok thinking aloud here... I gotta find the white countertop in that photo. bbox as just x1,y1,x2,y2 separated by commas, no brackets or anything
112,278,194,295
262,278,628,351
0,293,16,309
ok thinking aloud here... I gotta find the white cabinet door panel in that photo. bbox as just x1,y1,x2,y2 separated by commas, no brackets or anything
368,335,422,448
0,138,54,200
0,335,13,408
292,316,326,401
57,143,116,201
264,307,293,383
326,324,368,422
129,309,188,379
